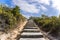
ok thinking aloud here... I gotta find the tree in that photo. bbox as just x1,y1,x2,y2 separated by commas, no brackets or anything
0,4,26,32
12,6,20,16
33,15,60,35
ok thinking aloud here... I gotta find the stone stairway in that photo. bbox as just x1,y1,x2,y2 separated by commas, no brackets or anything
19,26,46,40
19,20,47,40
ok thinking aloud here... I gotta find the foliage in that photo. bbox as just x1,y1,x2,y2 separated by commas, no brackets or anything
0,4,26,32
33,15,60,35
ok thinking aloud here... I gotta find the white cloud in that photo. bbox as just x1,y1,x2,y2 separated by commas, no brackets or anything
23,14,30,19
12,0,60,17
29,0,50,5
35,0,50,5
41,5,47,11
52,0,60,15
12,0,40,13
52,0,60,10
12,0,49,14
26,0,50,5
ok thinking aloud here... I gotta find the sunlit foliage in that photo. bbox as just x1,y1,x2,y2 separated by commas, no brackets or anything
0,4,26,32
33,14,60,35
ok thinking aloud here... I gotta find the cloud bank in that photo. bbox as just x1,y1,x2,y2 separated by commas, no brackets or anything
12,0,40,13
12,0,60,17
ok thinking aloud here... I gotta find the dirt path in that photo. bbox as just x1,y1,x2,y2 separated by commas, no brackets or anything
0,21,27,40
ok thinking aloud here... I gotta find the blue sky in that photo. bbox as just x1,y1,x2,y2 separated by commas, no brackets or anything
0,0,60,18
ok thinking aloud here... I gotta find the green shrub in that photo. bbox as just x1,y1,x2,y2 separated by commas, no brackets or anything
0,4,26,32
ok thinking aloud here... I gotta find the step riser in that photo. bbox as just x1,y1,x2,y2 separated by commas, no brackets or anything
24,28,38,29
21,35,43,38
24,29,39,31
23,30,39,32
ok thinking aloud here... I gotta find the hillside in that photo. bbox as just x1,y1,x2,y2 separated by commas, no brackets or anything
0,4,26,32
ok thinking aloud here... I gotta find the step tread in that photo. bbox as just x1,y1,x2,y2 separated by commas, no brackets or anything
21,32,43,35
20,38,45,40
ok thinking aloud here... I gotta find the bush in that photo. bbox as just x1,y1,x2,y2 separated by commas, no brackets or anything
0,4,26,32
33,15,60,35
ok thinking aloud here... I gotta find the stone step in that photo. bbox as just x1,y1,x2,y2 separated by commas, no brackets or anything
25,27,37,28
21,32,43,36
20,32,44,38
20,38,45,40
23,29,39,31
25,26,37,27
24,27,38,29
